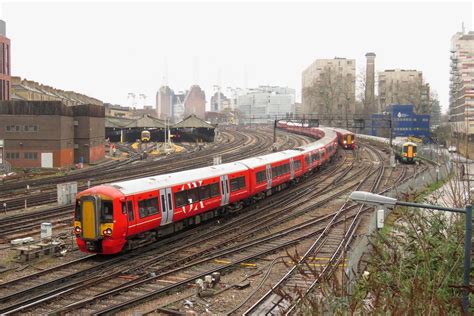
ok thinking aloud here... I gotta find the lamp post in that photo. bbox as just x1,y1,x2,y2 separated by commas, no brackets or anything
349,191,472,313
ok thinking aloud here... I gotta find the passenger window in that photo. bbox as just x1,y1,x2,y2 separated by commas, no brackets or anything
199,185,211,200
256,170,266,183
121,202,127,214
101,200,114,223
210,183,220,197
138,197,159,218
230,176,245,192
188,188,199,203
127,201,134,221
175,191,187,208
75,200,81,220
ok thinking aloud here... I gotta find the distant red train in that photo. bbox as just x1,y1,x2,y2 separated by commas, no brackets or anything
74,123,354,254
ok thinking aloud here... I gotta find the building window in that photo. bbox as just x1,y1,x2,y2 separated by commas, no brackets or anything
24,152,38,160
23,125,39,132
5,125,20,132
6,152,19,159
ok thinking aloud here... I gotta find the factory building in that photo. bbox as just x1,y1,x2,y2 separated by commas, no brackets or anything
183,85,206,120
0,101,105,168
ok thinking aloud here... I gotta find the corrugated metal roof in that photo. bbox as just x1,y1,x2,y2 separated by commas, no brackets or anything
105,114,165,128
174,115,215,129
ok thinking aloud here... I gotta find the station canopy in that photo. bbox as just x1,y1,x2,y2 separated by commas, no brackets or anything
173,114,215,129
106,114,166,129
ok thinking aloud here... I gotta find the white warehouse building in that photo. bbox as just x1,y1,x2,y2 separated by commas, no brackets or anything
237,86,295,123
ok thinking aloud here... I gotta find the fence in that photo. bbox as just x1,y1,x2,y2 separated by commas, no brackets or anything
345,135,454,287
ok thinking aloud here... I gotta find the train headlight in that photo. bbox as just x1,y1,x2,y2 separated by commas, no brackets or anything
343,140,347,144
74,226,82,234
103,228,113,236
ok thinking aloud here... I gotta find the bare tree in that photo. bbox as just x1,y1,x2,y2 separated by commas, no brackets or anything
303,66,355,125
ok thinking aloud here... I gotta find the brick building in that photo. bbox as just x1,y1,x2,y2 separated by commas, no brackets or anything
0,101,104,168
10,76,102,106
0,20,11,101
72,104,105,164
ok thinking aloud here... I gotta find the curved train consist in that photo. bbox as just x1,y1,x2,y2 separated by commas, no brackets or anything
74,123,356,254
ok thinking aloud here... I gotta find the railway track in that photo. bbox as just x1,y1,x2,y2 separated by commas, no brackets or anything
243,143,386,315
0,127,310,241
0,131,419,315
0,148,357,314
0,127,296,210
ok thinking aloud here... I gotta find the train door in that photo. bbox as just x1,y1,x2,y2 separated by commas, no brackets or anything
126,198,137,236
220,175,230,206
265,164,272,189
407,145,413,159
289,158,295,180
160,188,174,226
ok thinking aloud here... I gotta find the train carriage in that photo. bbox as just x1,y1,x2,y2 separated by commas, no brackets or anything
239,150,304,198
333,128,356,150
74,125,349,254
395,141,417,163
75,162,251,253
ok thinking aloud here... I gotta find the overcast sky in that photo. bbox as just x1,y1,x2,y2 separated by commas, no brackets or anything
1,1,473,112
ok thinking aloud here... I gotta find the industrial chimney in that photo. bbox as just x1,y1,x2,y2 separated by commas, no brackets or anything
365,52,376,112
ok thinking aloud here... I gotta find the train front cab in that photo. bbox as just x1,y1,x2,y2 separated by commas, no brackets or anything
401,142,417,163
341,133,355,149
74,195,126,254
141,130,151,142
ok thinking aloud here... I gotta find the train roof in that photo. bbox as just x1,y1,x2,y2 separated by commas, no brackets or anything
237,150,301,168
331,128,354,135
402,141,417,146
296,127,337,152
109,162,248,196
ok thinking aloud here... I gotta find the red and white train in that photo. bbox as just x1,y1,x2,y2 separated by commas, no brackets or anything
74,123,354,254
